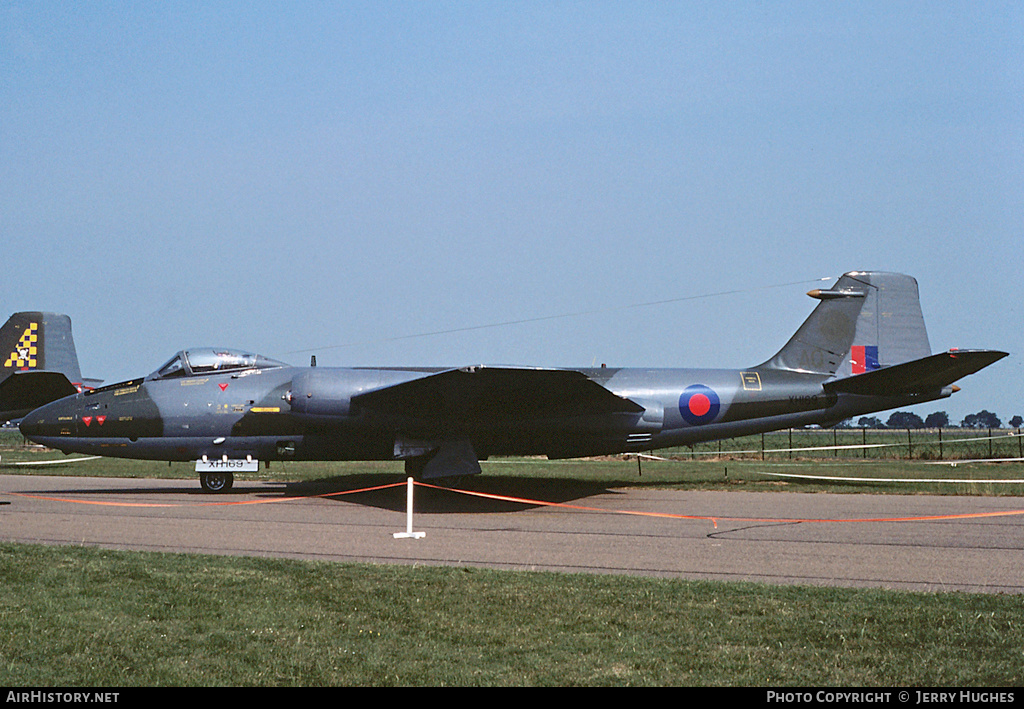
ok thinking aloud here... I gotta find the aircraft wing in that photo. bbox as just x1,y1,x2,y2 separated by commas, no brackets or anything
351,365,644,422
824,349,1008,396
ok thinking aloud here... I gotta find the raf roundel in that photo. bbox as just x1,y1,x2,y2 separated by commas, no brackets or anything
679,384,721,425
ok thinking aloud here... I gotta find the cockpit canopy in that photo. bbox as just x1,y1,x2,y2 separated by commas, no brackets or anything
148,348,288,380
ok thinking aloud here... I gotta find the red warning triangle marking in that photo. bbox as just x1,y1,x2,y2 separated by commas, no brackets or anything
219,383,229,391
82,416,92,427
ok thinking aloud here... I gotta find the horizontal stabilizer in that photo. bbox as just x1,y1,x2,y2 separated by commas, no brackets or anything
824,350,1008,397
353,365,644,421
0,370,78,420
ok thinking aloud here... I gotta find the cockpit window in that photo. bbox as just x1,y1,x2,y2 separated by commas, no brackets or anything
149,348,287,380
155,354,187,379
185,349,261,373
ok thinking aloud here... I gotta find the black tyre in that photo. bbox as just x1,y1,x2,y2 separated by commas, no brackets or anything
200,472,233,493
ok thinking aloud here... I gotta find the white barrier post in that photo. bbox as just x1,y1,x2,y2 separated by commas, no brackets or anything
393,477,425,539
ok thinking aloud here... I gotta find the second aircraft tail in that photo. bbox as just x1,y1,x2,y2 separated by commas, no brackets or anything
0,312,87,421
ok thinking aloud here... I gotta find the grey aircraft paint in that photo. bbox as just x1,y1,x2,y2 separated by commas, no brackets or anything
19,273,1008,492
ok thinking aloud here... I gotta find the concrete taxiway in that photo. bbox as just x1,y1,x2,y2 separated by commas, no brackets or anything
1,473,1022,594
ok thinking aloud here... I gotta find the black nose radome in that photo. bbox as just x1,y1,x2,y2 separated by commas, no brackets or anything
18,397,73,439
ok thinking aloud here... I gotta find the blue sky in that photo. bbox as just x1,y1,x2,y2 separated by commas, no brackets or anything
2,2,1021,423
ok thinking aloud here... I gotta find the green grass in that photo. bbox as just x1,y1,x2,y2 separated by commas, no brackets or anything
1,542,1022,687
686,427,1024,462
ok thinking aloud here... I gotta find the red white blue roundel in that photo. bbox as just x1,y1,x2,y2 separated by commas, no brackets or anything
679,384,720,425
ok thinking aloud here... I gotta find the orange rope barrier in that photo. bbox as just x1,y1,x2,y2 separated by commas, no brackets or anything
3,481,407,508
415,481,1024,529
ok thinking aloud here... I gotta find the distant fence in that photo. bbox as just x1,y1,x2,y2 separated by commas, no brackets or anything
672,428,1024,461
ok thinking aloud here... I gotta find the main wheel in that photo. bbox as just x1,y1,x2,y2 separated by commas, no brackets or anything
200,472,233,493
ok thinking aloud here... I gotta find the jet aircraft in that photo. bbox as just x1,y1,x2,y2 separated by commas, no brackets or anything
20,272,1007,492
0,312,100,423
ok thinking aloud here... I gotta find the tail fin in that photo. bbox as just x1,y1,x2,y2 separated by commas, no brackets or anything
0,312,83,385
0,312,85,421
759,272,932,377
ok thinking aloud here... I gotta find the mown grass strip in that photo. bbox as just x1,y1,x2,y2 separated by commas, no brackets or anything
0,542,1021,687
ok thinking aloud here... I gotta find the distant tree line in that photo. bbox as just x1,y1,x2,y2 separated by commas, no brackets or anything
836,411,1022,429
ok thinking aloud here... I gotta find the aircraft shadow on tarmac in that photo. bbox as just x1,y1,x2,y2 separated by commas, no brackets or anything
276,474,619,514
12,474,621,515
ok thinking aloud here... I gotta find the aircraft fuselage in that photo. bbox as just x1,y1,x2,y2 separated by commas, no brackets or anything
19,361,948,464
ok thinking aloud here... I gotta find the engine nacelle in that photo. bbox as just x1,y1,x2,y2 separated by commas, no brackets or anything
287,370,354,417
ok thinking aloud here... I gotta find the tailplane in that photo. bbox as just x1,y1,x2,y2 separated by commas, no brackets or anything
759,272,932,377
824,349,1008,396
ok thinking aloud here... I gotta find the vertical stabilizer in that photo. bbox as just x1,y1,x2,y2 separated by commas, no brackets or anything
0,312,83,386
760,272,932,377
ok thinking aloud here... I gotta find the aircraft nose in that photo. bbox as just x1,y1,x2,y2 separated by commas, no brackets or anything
19,397,74,440
18,413,43,439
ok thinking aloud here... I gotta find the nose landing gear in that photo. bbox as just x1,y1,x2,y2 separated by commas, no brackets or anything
199,471,233,493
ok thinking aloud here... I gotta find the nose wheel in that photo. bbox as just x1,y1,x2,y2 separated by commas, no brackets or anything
200,472,233,493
